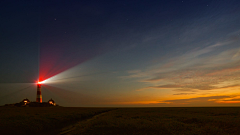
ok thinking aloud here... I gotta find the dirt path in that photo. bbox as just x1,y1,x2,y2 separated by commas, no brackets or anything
59,109,117,135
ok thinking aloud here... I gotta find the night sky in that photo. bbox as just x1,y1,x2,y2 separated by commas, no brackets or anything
1,0,240,107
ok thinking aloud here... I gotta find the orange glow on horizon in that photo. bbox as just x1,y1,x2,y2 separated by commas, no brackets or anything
216,101,240,104
108,101,171,105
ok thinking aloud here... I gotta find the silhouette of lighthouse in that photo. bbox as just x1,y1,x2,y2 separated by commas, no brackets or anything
36,82,42,103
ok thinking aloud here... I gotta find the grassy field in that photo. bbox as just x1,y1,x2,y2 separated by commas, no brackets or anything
1,107,240,135
0,107,114,135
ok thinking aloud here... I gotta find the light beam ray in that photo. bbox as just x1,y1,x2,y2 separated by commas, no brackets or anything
0,84,34,101
49,72,110,82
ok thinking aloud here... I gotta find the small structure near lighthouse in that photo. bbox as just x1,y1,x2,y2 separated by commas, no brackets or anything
21,98,30,105
48,98,56,106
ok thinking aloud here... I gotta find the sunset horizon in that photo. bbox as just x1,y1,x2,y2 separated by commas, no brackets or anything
1,0,240,107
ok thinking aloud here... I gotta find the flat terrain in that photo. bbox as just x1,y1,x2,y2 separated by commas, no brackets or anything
1,107,240,135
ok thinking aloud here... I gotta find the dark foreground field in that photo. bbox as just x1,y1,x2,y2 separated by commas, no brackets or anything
0,107,240,135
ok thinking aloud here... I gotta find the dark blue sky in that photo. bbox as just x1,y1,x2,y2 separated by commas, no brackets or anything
1,0,240,106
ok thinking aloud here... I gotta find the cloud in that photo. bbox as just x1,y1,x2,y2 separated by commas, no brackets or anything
161,94,240,105
139,83,240,92
215,97,240,104
141,78,163,82
128,45,240,93
147,84,217,91
232,49,240,59
173,89,198,92
121,28,240,99
108,101,170,105
184,41,230,58
216,101,240,104
127,70,141,74
173,93,196,95
148,84,182,89
206,66,240,76
113,95,240,106
164,96,230,104
223,98,240,101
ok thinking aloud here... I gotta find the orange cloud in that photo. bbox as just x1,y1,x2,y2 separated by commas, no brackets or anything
207,66,240,76
216,101,240,104
108,101,170,105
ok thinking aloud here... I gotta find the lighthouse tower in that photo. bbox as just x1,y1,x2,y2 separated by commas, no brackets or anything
36,82,42,103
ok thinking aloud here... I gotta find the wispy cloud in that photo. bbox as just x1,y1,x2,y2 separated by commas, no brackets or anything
173,93,196,95
232,49,240,59
122,32,240,95
164,96,229,104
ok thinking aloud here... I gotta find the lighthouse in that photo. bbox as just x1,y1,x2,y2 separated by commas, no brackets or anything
36,82,42,103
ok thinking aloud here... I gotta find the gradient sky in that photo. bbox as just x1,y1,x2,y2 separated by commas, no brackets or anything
0,0,240,107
